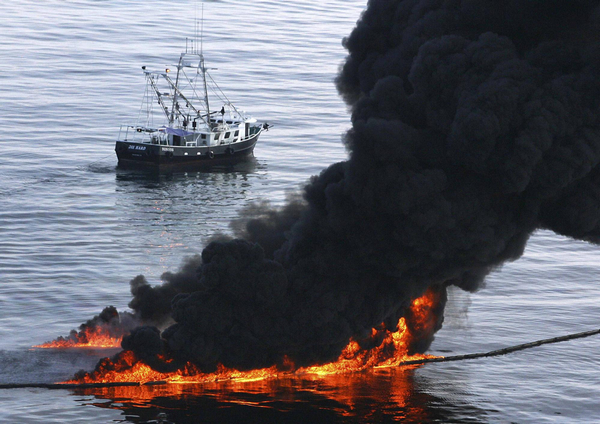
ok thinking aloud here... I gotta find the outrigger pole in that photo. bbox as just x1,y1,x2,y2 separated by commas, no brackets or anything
144,71,170,121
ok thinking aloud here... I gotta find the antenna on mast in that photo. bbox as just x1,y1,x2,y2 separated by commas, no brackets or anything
200,3,204,55
189,0,202,54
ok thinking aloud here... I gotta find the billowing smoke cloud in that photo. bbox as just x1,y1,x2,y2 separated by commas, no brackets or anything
89,0,600,374
128,254,203,325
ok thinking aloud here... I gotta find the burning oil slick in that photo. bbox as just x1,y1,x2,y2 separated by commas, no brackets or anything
63,288,442,384
35,306,133,349
72,369,489,424
51,0,600,381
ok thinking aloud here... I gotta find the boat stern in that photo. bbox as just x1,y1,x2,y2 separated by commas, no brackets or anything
115,141,162,166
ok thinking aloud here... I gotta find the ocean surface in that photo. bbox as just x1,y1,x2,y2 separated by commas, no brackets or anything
1,1,599,422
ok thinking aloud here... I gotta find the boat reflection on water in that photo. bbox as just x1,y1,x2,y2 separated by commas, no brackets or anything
112,156,267,244
72,367,488,423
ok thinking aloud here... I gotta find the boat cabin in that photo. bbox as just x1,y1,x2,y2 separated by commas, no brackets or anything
119,114,260,148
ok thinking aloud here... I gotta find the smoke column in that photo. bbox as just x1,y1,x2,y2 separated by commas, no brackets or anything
109,0,600,373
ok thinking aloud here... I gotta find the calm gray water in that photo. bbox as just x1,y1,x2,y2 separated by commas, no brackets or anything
1,1,599,422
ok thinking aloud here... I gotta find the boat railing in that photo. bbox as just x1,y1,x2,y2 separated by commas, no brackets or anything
117,125,168,145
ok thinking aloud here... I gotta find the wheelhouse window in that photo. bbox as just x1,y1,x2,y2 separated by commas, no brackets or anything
225,132,231,138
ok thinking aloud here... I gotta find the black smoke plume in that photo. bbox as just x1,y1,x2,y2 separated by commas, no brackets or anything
85,0,600,375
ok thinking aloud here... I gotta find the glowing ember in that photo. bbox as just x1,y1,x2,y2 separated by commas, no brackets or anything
62,288,444,385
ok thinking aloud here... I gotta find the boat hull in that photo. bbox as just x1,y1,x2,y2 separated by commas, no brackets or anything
115,132,260,169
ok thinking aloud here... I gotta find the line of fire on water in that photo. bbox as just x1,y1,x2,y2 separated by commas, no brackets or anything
34,327,123,349
56,288,444,385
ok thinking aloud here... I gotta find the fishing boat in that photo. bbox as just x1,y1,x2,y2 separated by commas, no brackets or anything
115,37,268,169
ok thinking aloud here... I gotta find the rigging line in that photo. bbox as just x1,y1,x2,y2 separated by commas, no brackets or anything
204,76,225,103
138,75,158,126
1,327,598,390
163,72,208,126
178,67,205,111
206,72,230,103
205,72,243,118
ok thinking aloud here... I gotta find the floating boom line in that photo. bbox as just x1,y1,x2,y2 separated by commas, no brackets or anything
2,328,598,390
397,327,600,366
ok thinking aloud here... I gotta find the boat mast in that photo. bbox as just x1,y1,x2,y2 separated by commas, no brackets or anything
162,72,207,124
199,4,211,121
200,57,210,122
169,55,184,126
161,3,211,128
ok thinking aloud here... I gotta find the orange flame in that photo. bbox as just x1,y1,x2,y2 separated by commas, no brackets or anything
34,326,123,349
62,287,443,385
301,286,443,375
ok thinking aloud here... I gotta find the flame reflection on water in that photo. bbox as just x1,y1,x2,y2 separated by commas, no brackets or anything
72,368,463,423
